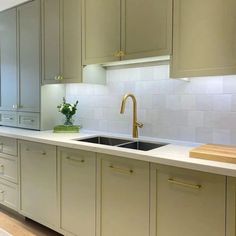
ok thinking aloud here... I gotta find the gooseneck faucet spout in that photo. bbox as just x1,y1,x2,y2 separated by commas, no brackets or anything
120,93,143,138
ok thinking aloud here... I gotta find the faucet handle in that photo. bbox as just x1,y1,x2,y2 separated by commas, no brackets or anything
136,121,144,128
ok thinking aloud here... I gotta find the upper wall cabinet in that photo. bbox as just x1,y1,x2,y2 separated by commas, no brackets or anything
18,0,41,113
121,0,172,61
0,9,18,111
42,0,82,84
171,0,236,78
82,0,121,64
82,0,172,65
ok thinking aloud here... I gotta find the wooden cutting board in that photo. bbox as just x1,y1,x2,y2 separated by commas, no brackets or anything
190,144,236,164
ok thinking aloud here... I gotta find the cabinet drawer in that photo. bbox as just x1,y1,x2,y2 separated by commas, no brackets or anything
0,156,17,183
151,164,226,236
98,154,150,236
0,136,17,156
18,113,40,130
0,179,18,211
0,112,17,127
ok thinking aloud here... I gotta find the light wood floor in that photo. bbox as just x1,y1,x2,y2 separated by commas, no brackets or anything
0,207,62,236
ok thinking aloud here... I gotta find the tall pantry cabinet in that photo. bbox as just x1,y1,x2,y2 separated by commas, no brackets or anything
0,0,64,130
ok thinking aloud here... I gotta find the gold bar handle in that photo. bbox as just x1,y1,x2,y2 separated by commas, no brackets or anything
66,156,85,163
109,165,133,175
3,117,14,121
25,148,46,156
168,178,201,189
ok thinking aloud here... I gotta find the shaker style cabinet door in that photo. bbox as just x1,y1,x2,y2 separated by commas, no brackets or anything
121,0,172,60
82,0,121,65
19,141,58,228
150,164,226,236
18,0,40,112
0,9,18,111
97,154,150,236
59,148,96,236
171,0,236,78
41,0,60,83
42,0,82,84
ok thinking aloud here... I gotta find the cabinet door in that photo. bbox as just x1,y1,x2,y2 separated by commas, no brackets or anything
97,154,149,236
0,9,18,111
171,0,236,78
121,0,172,60
18,0,40,112
41,0,60,83
150,164,225,236
62,0,82,83
42,0,82,84
60,148,96,236
19,141,58,228
82,0,121,64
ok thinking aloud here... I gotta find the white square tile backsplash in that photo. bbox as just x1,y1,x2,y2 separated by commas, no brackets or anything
66,64,236,145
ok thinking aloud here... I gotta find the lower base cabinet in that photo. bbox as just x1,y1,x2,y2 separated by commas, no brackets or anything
59,148,96,236
19,141,59,229
150,164,226,236
0,179,18,211
97,154,150,236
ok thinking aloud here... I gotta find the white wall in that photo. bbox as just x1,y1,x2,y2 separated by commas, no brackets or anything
66,64,236,145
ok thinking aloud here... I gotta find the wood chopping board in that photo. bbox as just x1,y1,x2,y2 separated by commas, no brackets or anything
190,144,236,164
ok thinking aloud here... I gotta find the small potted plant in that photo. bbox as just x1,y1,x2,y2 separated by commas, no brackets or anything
54,98,80,133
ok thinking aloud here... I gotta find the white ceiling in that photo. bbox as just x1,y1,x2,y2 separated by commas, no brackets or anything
0,0,29,11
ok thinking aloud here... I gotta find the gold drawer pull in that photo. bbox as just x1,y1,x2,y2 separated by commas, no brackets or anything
25,148,46,156
168,178,201,189
109,165,133,175
66,156,85,163
23,119,35,122
3,117,14,121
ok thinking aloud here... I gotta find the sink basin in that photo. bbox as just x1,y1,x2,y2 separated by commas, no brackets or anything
78,136,131,146
119,141,168,151
77,136,168,151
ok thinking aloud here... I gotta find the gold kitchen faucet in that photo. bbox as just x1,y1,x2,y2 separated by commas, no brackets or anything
120,94,143,138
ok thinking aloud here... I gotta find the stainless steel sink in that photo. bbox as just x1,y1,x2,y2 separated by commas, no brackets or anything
78,136,168,151
78,136,131,146
119,141,168,151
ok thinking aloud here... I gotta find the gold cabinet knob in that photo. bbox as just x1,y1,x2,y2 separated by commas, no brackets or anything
54,75,64,81
114,51,126,58
119,50,125,57
114,51,121,57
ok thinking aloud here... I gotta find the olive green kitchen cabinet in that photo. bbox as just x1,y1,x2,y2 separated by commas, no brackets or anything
83,0,172,65
97,154,150,236
0,8,18,112
171,0,236,78
18,0,40,113
42,0,82,84
19,141,59,231
0,0,64,130
150,164,226,236
0,137,18,211
59,148,96,236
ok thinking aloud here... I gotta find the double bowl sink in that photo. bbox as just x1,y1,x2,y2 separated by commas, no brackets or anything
77,136,168,151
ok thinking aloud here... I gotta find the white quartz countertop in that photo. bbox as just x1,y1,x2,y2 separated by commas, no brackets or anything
0,127,236,177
